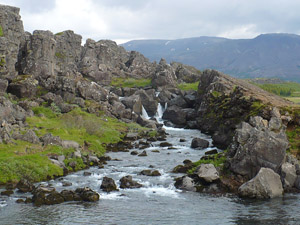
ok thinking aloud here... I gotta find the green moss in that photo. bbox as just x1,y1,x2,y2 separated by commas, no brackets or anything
36,86,48,97
0,25,3,37
64,157,86,172
55,32,64,36
211,90,221,98
0,56,5,67
0,141,65,184
111,77,151,88
177,81,199,91
187,152,227,174
249,100,266,117
55,52,66,59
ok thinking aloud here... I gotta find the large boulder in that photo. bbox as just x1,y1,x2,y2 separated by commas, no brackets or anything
281,162,297,188
7,75,39,98
229,116,288,179
162,105,187,126
0,97,26,124
125,51,154,79
151,59,177,88
79,39,128,85
191,138,209,149
135,89,157,117
195,164,219,183
121,95,142,115
238,168,283,199
16,179,35,193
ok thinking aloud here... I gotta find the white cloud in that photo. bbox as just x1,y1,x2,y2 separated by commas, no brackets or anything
1,0,300,42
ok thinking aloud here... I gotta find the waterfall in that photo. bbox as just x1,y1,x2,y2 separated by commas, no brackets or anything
141,105,150,120
155,103,167,124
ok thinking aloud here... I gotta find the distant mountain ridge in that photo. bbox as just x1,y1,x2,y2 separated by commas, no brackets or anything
121,33,300,82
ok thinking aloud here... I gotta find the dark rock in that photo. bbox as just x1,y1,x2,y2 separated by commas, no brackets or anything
139,170,152,176
169,95,188,108
1,190,13,196
162,105,187,126
205,149,218,155
99,156,111,163
7,75,38,98
16,179,34,193
172,164,193,173
100,177,118,192
295,176,300,190
121,95,142,115
179,139,186,142
83,171,92,176
62,181,72,187
151,150,160,153
16,199,24,203
75,187,100,202
60,190,75,202
44,191,65,205
160,142,172,147
119,175,142,189
138,150,147,157
191,138,209,149
131,151,138,155
150,170,161,176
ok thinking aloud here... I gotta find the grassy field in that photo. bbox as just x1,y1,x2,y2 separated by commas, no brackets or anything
251,81,300,104
0,106,148,184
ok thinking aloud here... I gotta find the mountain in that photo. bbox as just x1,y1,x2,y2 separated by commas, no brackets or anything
121,34,300,82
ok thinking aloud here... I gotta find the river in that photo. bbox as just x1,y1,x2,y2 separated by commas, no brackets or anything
0,106,300,224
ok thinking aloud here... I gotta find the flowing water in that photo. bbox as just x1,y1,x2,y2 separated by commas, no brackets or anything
0,108,300,224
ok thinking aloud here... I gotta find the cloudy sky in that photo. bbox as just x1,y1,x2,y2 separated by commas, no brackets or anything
1,0,300,44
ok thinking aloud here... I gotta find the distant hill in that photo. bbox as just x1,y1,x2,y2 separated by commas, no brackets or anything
121,34,300,82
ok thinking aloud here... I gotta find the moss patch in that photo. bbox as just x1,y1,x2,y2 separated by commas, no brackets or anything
187,152,227,174
177,81,199,91
0,25,3,37
55,52,66,59
111,77,151,88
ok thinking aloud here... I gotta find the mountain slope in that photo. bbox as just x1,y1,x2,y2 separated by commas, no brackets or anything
122,34,300,82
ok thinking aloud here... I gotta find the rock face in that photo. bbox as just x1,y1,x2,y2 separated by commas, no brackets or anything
229,116,288,179
0,5,24,80
238,168,283,199
151,59,177,88
195,164,219,183
195,69,292,149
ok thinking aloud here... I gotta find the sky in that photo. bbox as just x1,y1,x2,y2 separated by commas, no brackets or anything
1,0,300,44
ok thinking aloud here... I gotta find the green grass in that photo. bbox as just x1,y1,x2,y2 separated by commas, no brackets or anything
55,32,64,36
285,97,300,104
187,153,226,174
0,142,66,184
111,77,151,88
286,126,300,157
0,106,149,184
0,25,3,37
177,81,199,91
254,82,300,97
55,52,66,59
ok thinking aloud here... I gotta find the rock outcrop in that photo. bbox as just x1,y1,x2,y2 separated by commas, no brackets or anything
228,116,288,179
0,5,24,80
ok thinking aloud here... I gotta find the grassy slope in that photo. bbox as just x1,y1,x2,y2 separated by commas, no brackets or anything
0,106,148,184
111,77,151,88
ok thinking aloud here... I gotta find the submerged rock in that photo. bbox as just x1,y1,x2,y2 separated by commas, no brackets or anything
238,168,283,199
100,177,119,192
119,175,142,189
